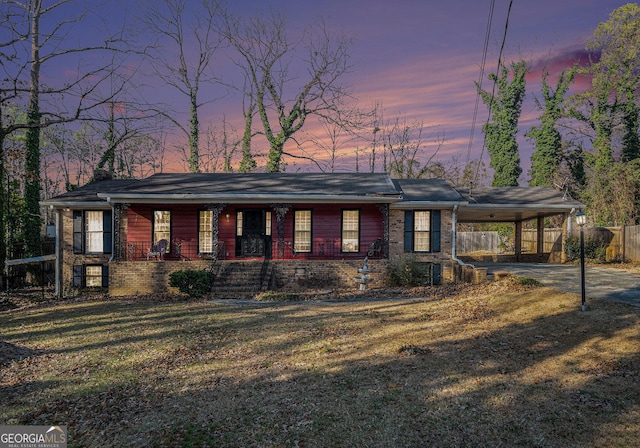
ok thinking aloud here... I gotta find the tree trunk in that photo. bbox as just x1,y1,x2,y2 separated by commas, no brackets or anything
189,88,199,173
24,0,43,257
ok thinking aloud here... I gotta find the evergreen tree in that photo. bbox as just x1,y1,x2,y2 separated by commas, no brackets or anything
527,70,574,186
477,61,528,186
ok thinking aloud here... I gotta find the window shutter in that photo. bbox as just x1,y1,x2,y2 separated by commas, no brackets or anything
72,264,83,287
101,264,109,288
404,211,414,252
431,210,441,253
103,210,112,254
73,211,83,254
433,263,442,285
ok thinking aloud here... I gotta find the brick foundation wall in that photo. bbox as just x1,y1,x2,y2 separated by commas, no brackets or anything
109,260,212,296
108,258,389,297
270,259,389,290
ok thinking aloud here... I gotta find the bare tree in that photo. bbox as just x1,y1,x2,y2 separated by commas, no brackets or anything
199,118,240,173
139,0,224,173
221,10,353,172
1,0,132,259
379,115,445,179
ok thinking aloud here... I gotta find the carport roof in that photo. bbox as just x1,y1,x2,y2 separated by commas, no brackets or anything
454,186,584,222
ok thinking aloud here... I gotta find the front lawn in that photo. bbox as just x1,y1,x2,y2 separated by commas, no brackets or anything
1,279,638,447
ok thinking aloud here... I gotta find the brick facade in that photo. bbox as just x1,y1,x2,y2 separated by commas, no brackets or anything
60,209,112,297
388,208,454,283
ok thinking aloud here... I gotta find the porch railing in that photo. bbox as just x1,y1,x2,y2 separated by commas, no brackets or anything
271,238,384,260
121,238,384,261
123,240,226,261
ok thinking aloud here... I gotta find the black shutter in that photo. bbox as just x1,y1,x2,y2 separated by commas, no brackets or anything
101,264,109,288
404,211,414,252
433,263,442,285
72,264,83,287
431,210,441,253
73,211,83,254
103,211,112,254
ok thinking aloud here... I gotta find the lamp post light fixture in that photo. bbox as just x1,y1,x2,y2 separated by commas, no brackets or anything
576,210,587,311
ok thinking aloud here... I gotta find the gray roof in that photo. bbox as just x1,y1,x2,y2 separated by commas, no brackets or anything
43,173,403,206
117,172,399,196
392,178,465,207
41,179,140,208
455,186,584,222
41,173,583,222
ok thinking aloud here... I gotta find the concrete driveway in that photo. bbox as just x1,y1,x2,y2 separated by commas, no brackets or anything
477,263,640,308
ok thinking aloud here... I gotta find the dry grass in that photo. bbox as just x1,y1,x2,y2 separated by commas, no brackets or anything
1,277,639,447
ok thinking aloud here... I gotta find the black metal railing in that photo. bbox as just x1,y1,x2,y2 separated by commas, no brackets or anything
123,240,226,261
271,238,384,260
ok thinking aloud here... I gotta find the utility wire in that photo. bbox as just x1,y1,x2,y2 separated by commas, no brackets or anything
466,0,495,166
473,0,514,189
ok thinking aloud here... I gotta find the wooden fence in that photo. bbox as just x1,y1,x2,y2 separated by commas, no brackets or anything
456,231,499,254
624,225,640,262
459,225,640,262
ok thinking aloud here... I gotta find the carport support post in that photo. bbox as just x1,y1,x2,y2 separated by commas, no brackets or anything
537,217,545,256
515,221,523,261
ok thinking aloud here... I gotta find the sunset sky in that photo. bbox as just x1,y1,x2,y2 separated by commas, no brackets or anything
37,0,634,182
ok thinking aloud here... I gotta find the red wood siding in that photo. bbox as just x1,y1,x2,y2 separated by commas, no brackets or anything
124,203,385,260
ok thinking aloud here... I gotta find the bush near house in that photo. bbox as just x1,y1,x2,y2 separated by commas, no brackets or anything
168,269,212,298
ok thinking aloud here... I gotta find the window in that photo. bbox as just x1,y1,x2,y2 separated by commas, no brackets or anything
265,211,272,236
153,210,171,252
85,211,105,253
414,211,431,251
85,265,104,287
73,210,112,254
236,211,243,236
341,210,360,252
294,210,312,252
404,210,441,253
199,210,213,253
73,264,108,288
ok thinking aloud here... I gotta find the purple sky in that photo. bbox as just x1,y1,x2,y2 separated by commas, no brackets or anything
40,0,632,180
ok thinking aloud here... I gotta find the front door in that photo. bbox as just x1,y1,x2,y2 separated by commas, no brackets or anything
238,210,266,257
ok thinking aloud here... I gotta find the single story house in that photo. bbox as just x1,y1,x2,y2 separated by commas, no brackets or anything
40,172,583,297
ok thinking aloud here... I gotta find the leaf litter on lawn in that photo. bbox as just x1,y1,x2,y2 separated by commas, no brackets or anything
1,276,639,447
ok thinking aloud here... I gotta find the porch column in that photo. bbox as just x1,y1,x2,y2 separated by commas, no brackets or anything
206,203,226,261
376,203,390,258
271,204,291,259
537,217,545,255
515,221,523,261
113,203,129,261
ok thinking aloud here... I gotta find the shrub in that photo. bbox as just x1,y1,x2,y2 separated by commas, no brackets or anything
515,276,543,287
565,235,608,263
168,270,212,298
389,256,434,286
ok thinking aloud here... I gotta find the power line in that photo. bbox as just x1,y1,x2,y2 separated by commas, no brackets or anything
466,0,496,166
473,0,514,188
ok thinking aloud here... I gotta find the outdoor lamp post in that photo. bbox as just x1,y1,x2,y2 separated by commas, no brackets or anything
576,210,587,311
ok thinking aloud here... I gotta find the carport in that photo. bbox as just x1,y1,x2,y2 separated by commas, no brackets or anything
452,186,585,263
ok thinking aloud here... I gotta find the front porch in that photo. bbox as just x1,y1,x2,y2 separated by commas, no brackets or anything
119,238,387,262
